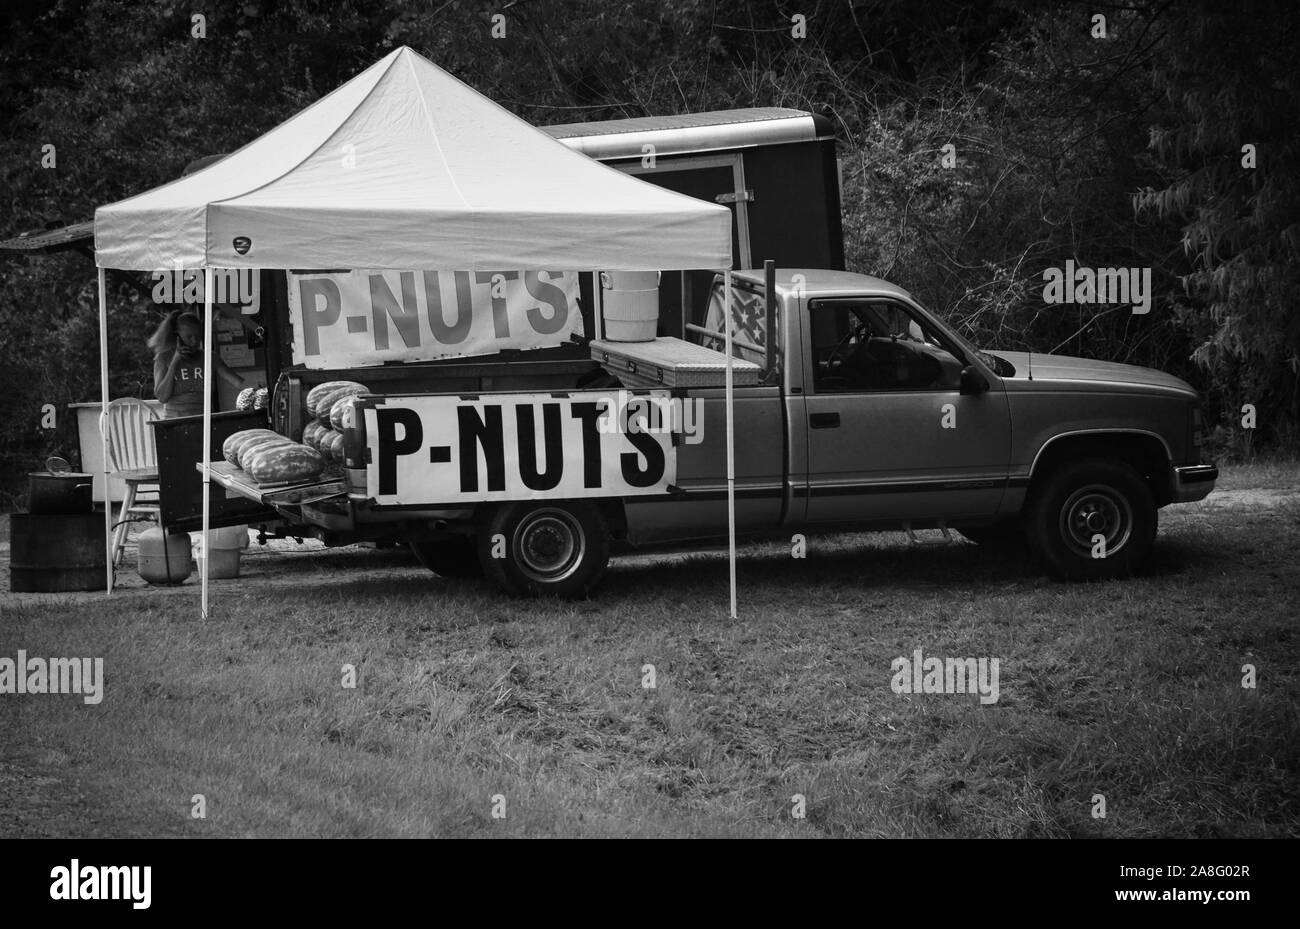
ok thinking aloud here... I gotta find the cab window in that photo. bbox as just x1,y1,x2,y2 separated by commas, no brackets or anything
809,299,964,393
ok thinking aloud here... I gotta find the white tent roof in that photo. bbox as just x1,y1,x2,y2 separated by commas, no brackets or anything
94,46,732,272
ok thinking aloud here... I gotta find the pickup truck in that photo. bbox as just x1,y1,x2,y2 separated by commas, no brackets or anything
215,267,1216,597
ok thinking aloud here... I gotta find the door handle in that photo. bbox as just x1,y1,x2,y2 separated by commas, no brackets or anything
810,412,840,429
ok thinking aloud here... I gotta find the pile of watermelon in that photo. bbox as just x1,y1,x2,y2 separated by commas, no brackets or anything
222,430,324,485
302,380,369,464
218,380,371,485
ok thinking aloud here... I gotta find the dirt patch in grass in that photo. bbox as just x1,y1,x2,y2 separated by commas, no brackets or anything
1196,488,1300,508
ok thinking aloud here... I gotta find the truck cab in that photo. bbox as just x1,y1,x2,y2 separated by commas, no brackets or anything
597,268,1214,573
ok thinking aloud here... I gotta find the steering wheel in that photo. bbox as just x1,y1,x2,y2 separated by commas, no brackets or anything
825,323,870,374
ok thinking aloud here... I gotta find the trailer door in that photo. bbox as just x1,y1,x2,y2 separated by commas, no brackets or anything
615,154,750,339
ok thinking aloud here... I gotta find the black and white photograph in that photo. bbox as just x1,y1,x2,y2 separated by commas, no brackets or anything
0,0,1294,899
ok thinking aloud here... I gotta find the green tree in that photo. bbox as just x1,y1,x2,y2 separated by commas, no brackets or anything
1134,0,1300,448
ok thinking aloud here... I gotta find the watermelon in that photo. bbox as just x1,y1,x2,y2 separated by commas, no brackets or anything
223,432,245,464
223,429,279,465
314,384,367,424
237,433,294,472
244,443,324,484
235,387,257,411
328,394,357,431
307,380,367,419
314,428,336,461
322,431,345,464
301,421,326,450
253,386,269,410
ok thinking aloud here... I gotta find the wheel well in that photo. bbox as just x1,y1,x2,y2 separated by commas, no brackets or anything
473,499,628,540
1030,433,1171,505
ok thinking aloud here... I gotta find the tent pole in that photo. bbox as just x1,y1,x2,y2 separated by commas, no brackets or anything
201,266,213,620
593,271,604,341
724,269,736,619
97,267,113,595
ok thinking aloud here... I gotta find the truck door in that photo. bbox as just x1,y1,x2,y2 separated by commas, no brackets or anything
801,298,1011,524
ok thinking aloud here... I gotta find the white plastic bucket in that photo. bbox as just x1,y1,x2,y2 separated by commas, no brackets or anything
603,270,660,291
206,525,248,550
601,271,660,342
193,526,245,579
193,549,240,579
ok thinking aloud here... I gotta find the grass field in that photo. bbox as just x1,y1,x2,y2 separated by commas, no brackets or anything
1,462,1297,838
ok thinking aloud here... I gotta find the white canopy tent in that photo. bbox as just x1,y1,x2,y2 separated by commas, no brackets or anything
94,46,740,616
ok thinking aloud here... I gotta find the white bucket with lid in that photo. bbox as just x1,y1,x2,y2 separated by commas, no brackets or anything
601,270,660,342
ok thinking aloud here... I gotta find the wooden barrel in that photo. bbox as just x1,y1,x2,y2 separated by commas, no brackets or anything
9,513,107,592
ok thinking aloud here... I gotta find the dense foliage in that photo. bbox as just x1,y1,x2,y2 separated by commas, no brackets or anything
2,0,1296,499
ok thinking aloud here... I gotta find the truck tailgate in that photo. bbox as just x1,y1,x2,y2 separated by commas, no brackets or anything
203,461,346,508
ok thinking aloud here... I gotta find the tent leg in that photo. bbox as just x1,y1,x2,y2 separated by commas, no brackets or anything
724,269,736,619
201,267,213,620
98,267,113,595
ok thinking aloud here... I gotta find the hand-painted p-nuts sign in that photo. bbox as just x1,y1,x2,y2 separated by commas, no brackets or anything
232,236,252,255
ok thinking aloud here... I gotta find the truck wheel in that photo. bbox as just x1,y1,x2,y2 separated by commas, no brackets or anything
1025,458,1157,580
409,537,483,578
478,501,609,598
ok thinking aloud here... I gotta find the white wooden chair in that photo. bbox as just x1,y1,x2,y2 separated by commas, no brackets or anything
103,398,161,566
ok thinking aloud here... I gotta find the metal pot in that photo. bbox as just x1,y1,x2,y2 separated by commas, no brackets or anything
28,456,93,515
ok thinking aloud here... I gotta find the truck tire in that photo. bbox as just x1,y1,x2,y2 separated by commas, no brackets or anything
478,501,609,598
409,537,483,578
1025,457,1157,580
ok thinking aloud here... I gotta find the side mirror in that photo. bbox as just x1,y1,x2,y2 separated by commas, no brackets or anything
959,365,990,395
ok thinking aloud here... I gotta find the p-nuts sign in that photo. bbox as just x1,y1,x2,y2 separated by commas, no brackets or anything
287,269,582,368
364,391,677,505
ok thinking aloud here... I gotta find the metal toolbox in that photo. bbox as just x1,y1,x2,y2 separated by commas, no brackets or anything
590,337,761,388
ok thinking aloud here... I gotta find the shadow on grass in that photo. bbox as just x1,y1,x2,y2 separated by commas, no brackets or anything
298,528,1229,625
599,530,1229,605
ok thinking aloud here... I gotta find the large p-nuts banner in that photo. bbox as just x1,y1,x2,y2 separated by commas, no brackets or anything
363,391,677,505
287,269,582,368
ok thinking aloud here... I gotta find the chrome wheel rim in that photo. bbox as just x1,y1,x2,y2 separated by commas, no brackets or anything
514,509,584,583
1060,484,1132,557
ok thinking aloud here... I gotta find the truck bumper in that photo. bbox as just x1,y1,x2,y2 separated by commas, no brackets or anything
1170,464,1218,503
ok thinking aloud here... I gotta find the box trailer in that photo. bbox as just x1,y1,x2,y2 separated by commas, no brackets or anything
545,107,845,339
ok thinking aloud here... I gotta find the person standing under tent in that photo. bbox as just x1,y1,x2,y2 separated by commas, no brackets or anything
149,310,241,418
